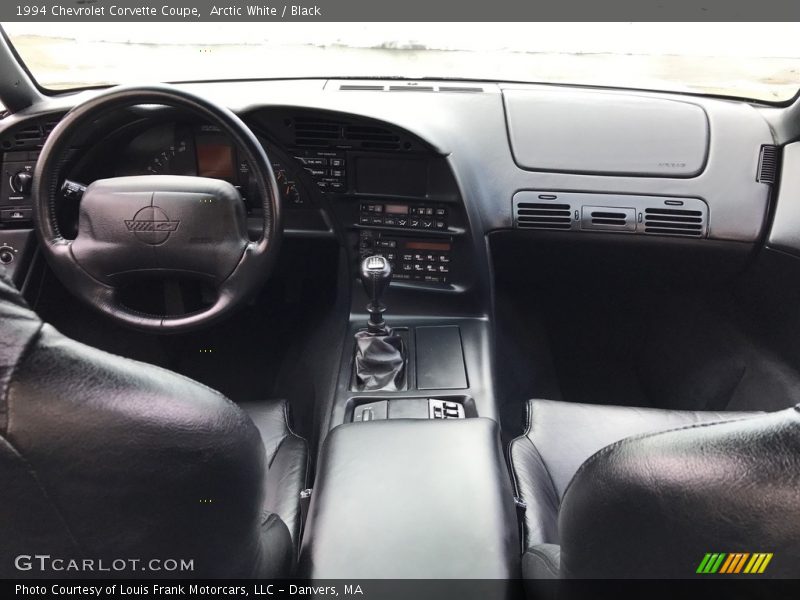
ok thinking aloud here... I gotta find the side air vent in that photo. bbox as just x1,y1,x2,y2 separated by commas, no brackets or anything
344,124,401,150
643,208,705,237
514,201,574,230
757,144,778,184
13,124,45,146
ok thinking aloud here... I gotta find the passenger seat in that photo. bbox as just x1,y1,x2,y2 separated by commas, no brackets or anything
509,399,800,580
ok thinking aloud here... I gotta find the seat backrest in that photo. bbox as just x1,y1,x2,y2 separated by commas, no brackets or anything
558,407,800,578
0,274,290,578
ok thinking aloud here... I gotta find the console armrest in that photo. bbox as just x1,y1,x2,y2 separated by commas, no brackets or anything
299,418,520,578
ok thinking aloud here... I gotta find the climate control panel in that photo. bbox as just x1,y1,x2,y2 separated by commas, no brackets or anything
358,202,448,232
359,230,451,284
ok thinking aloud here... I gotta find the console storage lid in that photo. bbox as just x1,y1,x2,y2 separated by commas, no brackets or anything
299,418,519,578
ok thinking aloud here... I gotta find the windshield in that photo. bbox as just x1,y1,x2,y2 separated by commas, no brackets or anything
3,22,799,102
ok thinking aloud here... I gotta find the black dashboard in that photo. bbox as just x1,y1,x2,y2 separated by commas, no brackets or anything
0,79,782,302
0,106,474,292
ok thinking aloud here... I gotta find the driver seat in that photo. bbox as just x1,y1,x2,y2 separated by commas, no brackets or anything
0,273,308,578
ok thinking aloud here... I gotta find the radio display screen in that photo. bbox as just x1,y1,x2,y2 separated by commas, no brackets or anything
385,204,410,215
404,241,451,252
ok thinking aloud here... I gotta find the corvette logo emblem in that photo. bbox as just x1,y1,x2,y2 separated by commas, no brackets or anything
125,206,180,245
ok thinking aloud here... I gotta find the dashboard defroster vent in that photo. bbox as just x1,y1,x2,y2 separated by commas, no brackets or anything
643,208,705,237
757,144,778,184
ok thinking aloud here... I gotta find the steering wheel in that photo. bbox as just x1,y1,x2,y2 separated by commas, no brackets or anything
32,84,282,333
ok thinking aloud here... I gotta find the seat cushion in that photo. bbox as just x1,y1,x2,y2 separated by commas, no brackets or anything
240,399,309,549
509,399,756,546
559,406,800,578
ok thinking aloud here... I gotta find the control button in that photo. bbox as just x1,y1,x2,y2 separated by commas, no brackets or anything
0,246,15,264
438,265,450,273
371,205,383,213
329,169,345,178
329,158,345,167
439,255,450,263
423,275,442,283
329,182,345,191
1,208,32,222
426,264,438,273
435,207,447,217
304,168,325,177
371,216,384,225
413,263,424,272
435,220,446,229
414,254,425,262
396,218,408,227
423,207,434,216
426,253,437,262
402,263,413,271
384,217,396,226
421,218,433,228
359,215,370,225
10,171,33,194
316,181,329,190
409,218,420,228
295,157,327,167
402,253,413,261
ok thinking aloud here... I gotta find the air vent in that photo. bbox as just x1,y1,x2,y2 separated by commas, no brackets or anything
388,85,435,92
438,86,484,93
2,117,63,150
293,116,343,148
514,201,573,230
581,206,636,232
13,124,44,146
344,124,401,150
644,208,705,237
757,144,778,184
339,84,385,91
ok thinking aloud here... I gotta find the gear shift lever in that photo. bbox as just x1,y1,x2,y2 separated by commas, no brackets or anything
360,255,393,333
354,255,406,391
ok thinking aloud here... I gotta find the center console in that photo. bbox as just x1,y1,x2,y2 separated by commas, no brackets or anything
299,417,520,582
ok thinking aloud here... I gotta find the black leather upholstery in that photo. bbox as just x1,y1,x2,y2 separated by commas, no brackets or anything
558,406,800,578
300,418,520,579
511,399,800,579
239,400,309,548
0,273,305,578
509,399,754,547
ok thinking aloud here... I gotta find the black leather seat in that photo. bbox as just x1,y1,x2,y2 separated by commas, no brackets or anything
510,399,800,579
0,274,307,578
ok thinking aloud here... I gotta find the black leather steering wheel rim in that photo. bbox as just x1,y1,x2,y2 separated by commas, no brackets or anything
32,84,282,333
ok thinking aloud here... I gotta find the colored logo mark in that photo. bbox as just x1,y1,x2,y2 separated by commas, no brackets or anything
696,552,773,574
